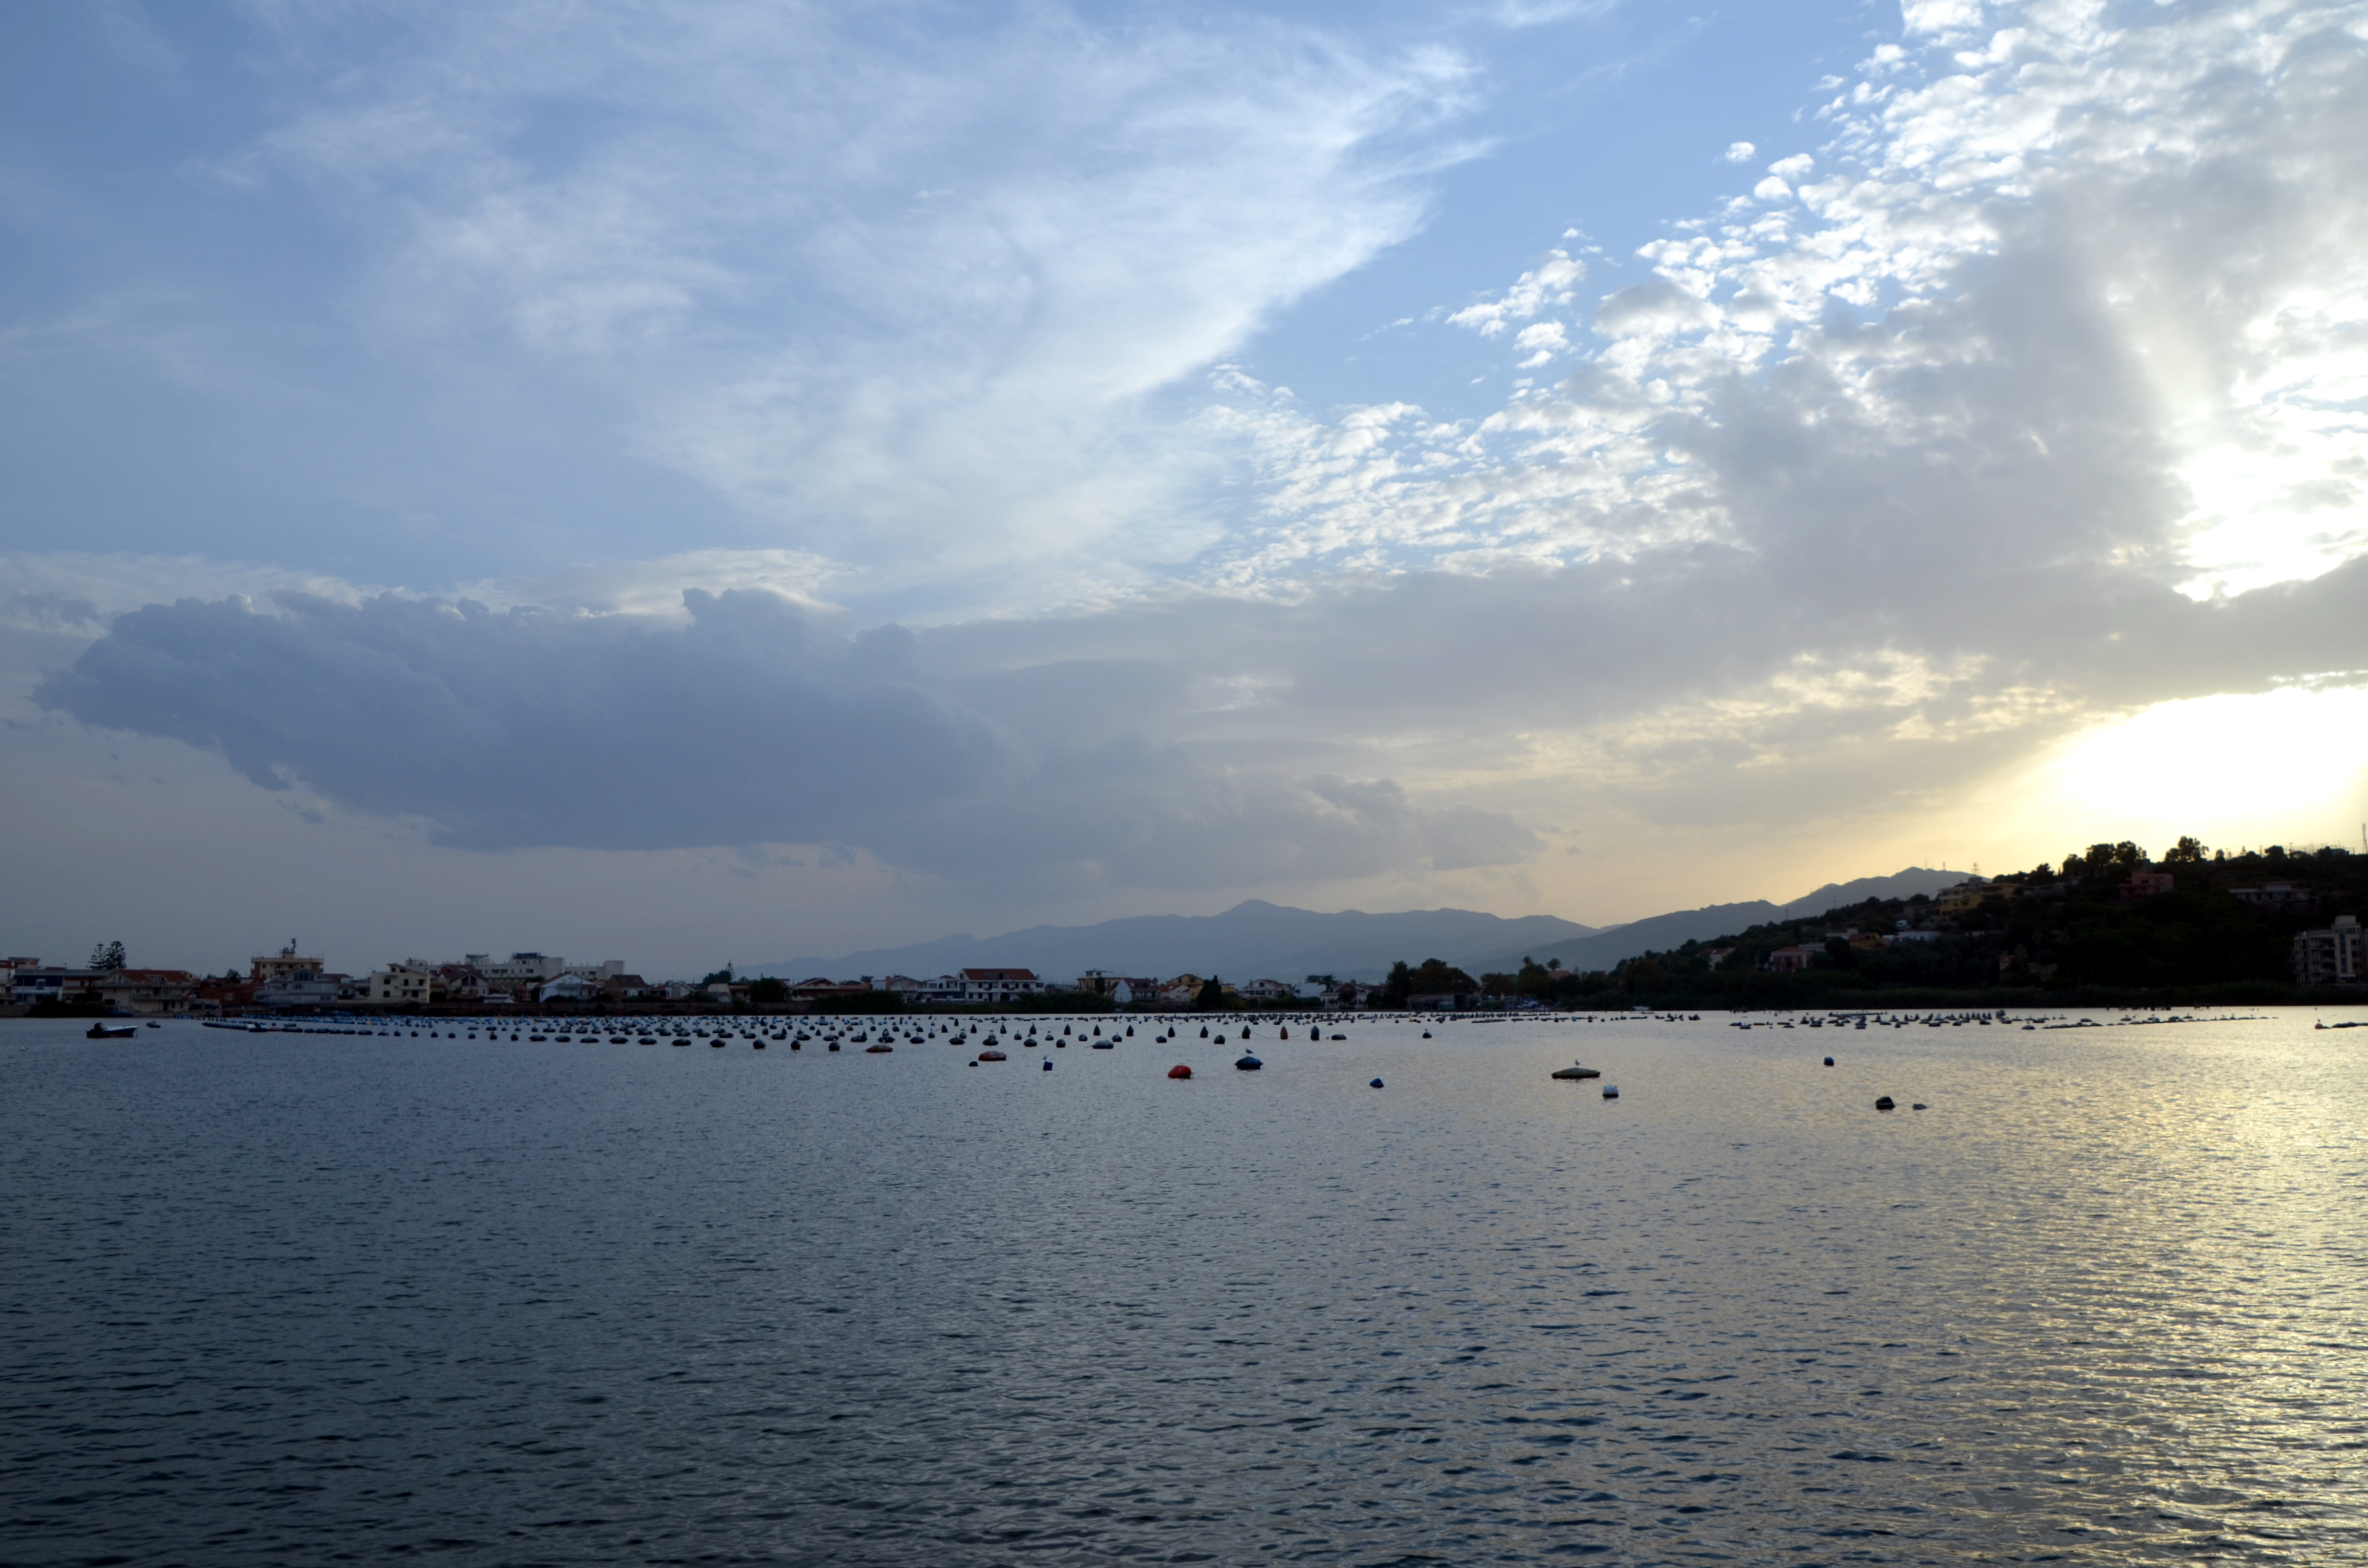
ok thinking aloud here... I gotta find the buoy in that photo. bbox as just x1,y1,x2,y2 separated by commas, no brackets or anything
1125,1025,1134,1037
1912,1102,1927,1110
1331,1033,1344,1041
1167,1064,1192,1079
1042,1059,1052,1071
866,1043,892,1053
1551,1064,1601,1080
1091,1040,1112,1049
1602,1085,1619,1099
978,1049,1006,1062
1824,1056,1834,1066
1875,1095,1896,1110
1369,1078,1384,1089
1421,1030,1431,1038
1279,1027,1289,1040
1235,1054,1262,1070
828,1041,840,1052
1199,1026,1209,1038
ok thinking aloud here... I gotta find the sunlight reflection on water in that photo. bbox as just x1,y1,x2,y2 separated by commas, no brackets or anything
2,1008,2363,1564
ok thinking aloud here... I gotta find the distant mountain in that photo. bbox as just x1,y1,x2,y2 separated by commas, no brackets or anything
1776,869,1964,919
761,900,1601,988
1455,868,1961,977
760,868,1965,989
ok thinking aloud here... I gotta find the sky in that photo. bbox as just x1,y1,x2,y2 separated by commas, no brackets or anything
3,0,2366,979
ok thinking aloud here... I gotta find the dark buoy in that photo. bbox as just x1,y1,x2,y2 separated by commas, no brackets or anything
1215,1033,1227,1045
1875,1095,1896,1110
1235,1054,1261,1070
1199,1026,1209,1038
1912,1102,1927,1110
828,1041,840,1052
1042,1058,1052,1071
1421,1030,1431,1038
1824,1056,1834,1066
1168,1064,1193,1079
1602,1085,1619,1099
1125,1025,1134,1037
1279,1027,1289,1040
1369,1077,1384,1088
978,1048,1006,1062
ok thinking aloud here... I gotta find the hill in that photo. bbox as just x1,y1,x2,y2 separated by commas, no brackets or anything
762,900,1600,987
761,869,1961,988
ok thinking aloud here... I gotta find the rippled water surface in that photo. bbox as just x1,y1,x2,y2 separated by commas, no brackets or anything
4,1009,2365,1566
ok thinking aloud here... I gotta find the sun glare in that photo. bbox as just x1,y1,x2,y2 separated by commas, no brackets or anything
2044,685,2368,849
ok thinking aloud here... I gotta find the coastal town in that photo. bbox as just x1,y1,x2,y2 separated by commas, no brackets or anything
7,847,2363,1018
2,945,1346,1018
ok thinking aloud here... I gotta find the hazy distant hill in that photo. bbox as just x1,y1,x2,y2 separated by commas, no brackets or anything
762,900,1601,988
760,869,1963,988
1452,869,1960,978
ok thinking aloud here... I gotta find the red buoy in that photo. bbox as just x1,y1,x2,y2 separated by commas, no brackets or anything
1167,1064,1192,1079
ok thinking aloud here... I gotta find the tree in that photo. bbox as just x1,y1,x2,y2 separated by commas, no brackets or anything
1619,957,1668,991
1195,975,1228,1009
746,977,788,1004
700,967,734,987
2164,835,2207,864
88,940,126,972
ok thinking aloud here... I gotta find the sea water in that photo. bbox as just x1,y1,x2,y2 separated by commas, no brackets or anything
2,1009,2363,1565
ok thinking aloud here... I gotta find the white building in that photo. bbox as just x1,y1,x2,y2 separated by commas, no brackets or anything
259,969,343,1009
368,963,433,1005
2293,915,2362,986
467,952,571,987
961,968,1045,1003
539,973,601,1004
1236,978,1296,1002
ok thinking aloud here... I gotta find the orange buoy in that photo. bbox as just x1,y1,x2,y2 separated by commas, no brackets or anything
1167,1064,1192,1079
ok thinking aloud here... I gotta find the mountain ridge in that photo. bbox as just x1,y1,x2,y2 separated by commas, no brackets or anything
758,869,1962,987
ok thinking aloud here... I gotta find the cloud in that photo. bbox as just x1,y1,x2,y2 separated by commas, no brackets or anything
36,588,1536,889
1722,141,1757,164
224,2,1483,601
1447,250,1586,336
1211,0,2368,594
1165,0,2368,826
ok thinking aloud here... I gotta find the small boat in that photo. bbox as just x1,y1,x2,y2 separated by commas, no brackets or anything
977,1049,1006,1062
865,1043,892,1053
86,1023,137,1039
1550,1062,1601,1080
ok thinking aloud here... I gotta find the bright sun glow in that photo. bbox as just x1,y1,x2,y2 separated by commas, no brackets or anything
2042,685,2368,851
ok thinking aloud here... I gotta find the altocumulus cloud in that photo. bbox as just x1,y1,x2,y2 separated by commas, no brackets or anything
36,588,1534,887
1182,0,2368,811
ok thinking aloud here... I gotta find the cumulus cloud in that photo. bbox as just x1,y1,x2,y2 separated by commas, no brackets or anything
36,588,1535,888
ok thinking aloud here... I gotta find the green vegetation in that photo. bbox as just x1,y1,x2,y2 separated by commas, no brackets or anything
1565,840,2365,1009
